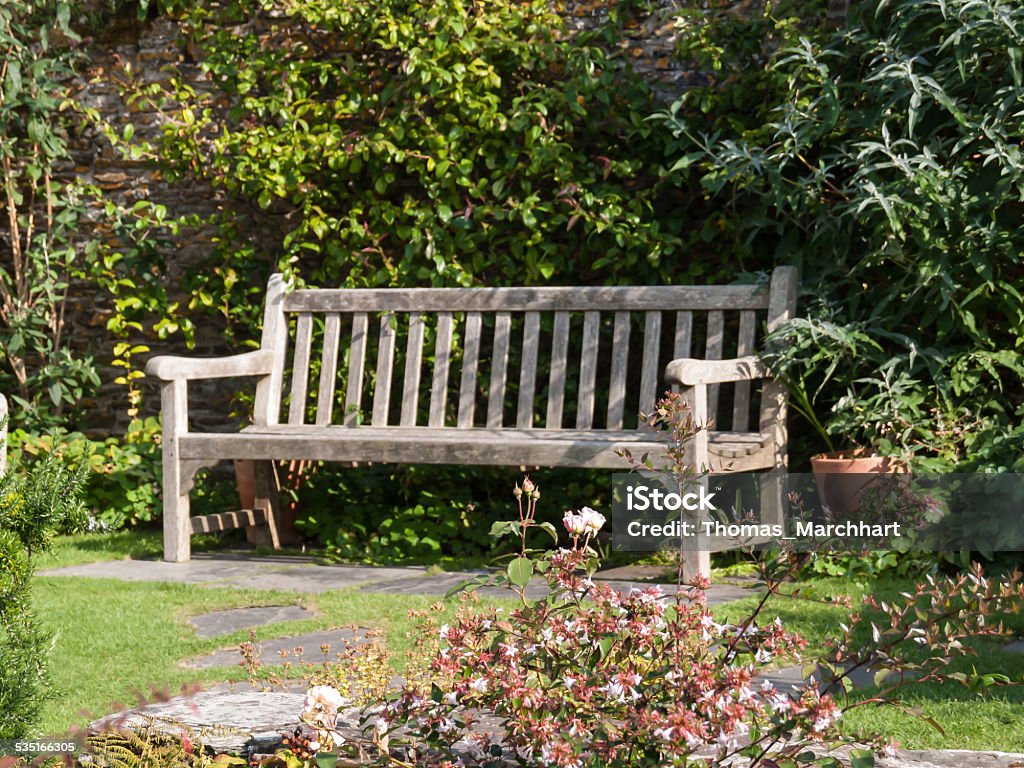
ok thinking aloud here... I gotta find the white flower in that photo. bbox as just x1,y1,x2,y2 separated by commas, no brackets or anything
563,675,577,690
578,506,606,533
439,624,450,640
563,510,588,536
602,681,626,702
301,685,344,727
469,677,488,694
769,693,791,713
654,727,674,741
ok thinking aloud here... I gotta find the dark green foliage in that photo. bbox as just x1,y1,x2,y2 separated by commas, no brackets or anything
0,452,87,737
294,464,605,564
127,0,703,332
664,0,1024,470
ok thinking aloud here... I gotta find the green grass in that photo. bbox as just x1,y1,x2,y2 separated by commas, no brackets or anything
713,576,1024,751
33,576,488,736
28,533,1024,752
31,532,508,737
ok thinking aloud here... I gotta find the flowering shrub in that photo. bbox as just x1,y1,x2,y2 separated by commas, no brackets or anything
377,512,844,766
365,482,1024,767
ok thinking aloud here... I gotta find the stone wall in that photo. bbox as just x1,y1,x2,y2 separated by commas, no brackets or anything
63,0,839,436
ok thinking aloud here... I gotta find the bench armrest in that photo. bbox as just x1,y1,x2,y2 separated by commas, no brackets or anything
664,355,767,387
145,350,275,382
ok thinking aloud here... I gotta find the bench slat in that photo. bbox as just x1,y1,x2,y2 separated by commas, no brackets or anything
638,311,662,425
457,312,482,428
372,313,396,426
575,312,600,429
288,313,313,425
672,310,694,402
315,313,341,426
429,312,453,427
344,313,368,426
182,427,774,472
546,311,570,428
284,284,769,313
732,310,757,432
516,311,540,429
487,312,512,428
606,311,630,430
191,508,268,534
705,310,725,428
400,314,425,427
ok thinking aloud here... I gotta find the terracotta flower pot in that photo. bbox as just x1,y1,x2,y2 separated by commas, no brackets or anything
810,450,905,518
234,459,256,510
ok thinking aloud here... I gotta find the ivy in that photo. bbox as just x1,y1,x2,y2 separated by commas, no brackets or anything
121,0,704,336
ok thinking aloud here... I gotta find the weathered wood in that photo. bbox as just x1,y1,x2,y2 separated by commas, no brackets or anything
674,311,693,359
606,312,630,430
150,267,800,577
760,266,799,466
248,460,281,549
401,314,425,427
254,273,289,427
546,311,570,428
487,312,512,428
146,350,275,382
638,311,662,424
161,378,191,562
732,310,757,432
457,312,483,428
315,314,341,427
191,508,268,534
285,285,770,313
429,313,454,428
344,313,368,427
372,313,397,426
576,312,600,429
672,310,694,399
705,310,725,428
288,314,313,425
182,426,775,472
665,356,767,386
516,311,540,429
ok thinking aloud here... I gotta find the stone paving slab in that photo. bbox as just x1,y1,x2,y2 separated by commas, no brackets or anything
189,605,314,638
40,553,758,605
185,627,370,669
90,690,1024,766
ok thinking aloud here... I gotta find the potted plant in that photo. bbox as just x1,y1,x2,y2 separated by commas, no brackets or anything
761,311,918,515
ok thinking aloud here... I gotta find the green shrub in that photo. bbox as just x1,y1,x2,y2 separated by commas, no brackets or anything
7,418,161,530
0,451,87,737
117,0,706,332
294,464,605,564
664,0,1024,470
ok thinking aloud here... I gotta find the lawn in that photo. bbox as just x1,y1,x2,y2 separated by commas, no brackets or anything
30,533,1024,752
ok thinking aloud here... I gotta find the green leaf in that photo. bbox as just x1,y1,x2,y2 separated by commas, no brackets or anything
6,61,22,99
506,556,533,587
848,748,874,768
536,521,559,543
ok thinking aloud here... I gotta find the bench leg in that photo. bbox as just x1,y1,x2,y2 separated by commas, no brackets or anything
161,380,191,562
760,468,786,528
682,550,711,583
247,460,282,549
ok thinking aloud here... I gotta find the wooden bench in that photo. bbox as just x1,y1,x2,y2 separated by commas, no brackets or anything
145,267,798,576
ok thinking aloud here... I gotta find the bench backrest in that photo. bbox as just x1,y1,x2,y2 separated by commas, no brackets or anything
252,267,798,434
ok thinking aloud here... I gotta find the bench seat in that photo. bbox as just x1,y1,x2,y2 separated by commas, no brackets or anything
179,426,775,471
147,267,799,577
